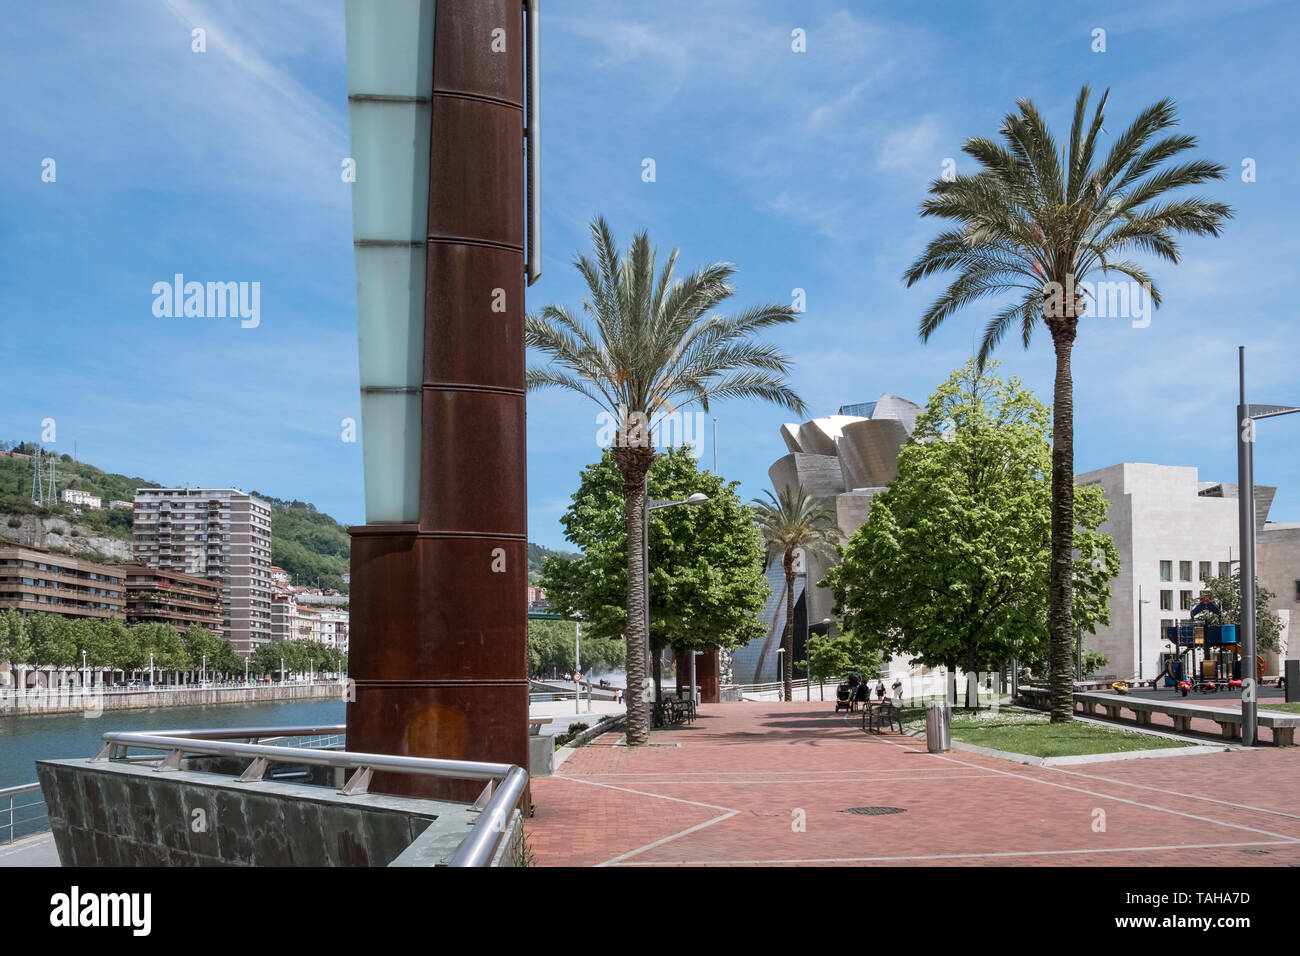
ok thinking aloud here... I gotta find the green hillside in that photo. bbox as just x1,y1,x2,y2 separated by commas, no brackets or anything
2,442,568,594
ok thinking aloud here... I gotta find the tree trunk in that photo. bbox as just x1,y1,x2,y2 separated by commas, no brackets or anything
614,444,656,744
783,553,795,702
1048,323,1077,723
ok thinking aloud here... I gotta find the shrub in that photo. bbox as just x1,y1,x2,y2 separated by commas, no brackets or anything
567,722,589,735
6,517,20,529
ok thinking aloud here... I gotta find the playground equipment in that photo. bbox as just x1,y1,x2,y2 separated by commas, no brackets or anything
1161,622,1262,696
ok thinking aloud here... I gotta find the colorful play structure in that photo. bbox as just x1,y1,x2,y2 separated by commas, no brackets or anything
1160,616,1263,696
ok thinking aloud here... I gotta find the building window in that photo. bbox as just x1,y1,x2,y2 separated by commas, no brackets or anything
1219,562,1231,578
1160,561,1172,582
1199,561,1212,581
1180,590,1193,610
1160,590,1173,610
1179,561,1192,582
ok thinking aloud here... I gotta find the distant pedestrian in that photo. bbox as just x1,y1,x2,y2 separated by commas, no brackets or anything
875,680,885,700
892,678,903,700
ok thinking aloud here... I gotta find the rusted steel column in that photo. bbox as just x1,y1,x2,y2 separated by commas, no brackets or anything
347,0,529,803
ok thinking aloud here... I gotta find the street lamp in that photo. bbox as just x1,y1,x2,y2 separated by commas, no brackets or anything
574,621,581,716
81,650,86,693
807,617,832,701
776,647,786,700
1235,346,1299,745
149,652,154,691
1137,585,1152,683
202,653,206,687
641,483,708,717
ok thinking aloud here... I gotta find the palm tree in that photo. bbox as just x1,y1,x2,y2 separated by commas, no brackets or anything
527,216,806,744
752,486,841,701
903,86,1232,722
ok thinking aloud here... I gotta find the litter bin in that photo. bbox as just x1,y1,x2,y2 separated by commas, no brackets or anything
925,700,951,753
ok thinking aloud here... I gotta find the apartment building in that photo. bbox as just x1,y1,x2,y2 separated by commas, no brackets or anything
1078,463,1293,680
131,488,273,655
0,544,125,620
121,565,222,634
61,489,102,509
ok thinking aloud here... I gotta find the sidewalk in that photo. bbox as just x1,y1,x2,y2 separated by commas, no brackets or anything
526,700,1300,866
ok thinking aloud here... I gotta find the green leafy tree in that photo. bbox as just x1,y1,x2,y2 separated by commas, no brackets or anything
824,362,1119,705
752,486,841,702
800,632,854,700
903,87,1231,720
539,446,769,707
527,217,804,743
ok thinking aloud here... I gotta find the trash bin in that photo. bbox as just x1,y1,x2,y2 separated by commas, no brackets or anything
925,700,951,753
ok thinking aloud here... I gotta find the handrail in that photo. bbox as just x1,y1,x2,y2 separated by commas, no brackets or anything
90,726,527,867
1,782,48,845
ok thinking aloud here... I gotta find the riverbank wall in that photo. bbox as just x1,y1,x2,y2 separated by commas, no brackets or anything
0,681,348,717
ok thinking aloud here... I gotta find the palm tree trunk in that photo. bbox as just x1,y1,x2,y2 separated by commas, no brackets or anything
1049,325,1077,723
783,554,795,702
615,445,655,744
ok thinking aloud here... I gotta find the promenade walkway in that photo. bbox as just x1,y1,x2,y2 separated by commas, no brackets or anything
527,701,1300,866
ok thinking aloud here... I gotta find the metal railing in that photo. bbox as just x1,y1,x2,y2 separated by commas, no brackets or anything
89,725,527,867
1,783,48,844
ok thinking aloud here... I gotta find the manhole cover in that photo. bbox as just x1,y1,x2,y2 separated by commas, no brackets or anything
842,806,906,816
1242,849,1270,855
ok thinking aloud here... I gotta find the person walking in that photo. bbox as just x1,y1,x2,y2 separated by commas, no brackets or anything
875,680,886,700
892,677,903,700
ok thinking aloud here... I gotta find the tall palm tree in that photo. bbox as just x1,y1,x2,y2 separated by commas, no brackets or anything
903,86,1232,722
752,486,841,702
527,216,806,744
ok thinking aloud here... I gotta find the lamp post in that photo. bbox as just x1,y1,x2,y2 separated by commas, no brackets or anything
807,617,832,701
81,650,86,692
280,656,284,687
574,621,581,716
642,482,708,720
149,652,154,691
1235,346,1299,745
1137,585,1152,683
777,648,786,700
202,653,206,687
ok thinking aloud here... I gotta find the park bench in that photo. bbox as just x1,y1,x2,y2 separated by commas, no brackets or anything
863,697,904,734
1072,691,1298,746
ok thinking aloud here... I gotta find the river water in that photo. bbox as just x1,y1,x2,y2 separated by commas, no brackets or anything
0,697,346,790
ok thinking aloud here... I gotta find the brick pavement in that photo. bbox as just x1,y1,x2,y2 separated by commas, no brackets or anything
526,701,1300,867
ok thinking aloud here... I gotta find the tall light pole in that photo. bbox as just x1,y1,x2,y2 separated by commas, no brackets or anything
81,650,86,692
1235,346,1299,745
149,652,154,691
642,481,708,720
574,620,581,716
807,618,832,700
1137,585,1152,683
777,648,786,700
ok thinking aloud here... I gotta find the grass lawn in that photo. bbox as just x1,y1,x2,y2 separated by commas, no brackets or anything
899,707,1193,758
1261,701,1300,715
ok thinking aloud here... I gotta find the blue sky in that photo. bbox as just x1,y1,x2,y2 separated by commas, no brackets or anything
1,0,1296,549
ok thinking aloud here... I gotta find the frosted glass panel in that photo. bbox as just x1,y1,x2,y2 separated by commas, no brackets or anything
355,244,424,388
345,0,434,526
360,392,422,524
348,102,431,242
344,0,435,97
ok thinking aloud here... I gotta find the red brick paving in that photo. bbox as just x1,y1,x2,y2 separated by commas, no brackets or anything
526,701,1300,867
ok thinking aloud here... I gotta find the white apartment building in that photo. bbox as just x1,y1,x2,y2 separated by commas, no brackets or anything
270,594,349,654
1078,463,1293,681
131,488,274,655
61,489,102,509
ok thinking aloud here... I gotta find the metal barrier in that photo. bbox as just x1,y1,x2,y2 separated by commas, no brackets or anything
1,783,48,844
88,725,527,868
